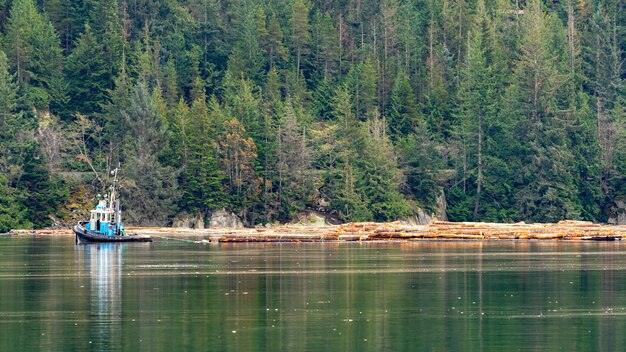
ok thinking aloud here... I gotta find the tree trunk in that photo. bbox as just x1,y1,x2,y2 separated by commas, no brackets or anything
567,0,576,75
296,46,301,79
473,113,483,218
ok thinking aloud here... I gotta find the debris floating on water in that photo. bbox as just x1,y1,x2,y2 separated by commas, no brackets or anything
9,220,626,242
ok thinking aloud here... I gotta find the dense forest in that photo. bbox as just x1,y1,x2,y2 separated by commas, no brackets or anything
0,0,624,230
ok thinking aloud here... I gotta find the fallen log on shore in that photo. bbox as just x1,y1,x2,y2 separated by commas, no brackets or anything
8,220,626,242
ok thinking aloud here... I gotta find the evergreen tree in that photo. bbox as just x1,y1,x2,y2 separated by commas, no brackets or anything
16,142,69,228
454,18,500,220
4,0,66,111
322,85,371,220
0,174,32,232
313,11,339,80
583,5,625,219
265,11,288,70
506,0,582,222
121,81,179,225
0,49,18,142
180,93,225,214
358,116,412,221
88,0,124,91
218,118,261,223
65,24,109,115
291,0,310,79
0,49,23,184
276,98,312,219
387,71,420,139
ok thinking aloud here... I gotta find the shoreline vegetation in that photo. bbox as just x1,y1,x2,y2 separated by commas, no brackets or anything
8,221,626,242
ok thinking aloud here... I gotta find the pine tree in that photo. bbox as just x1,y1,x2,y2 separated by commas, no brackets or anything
266,11,288,70
323,85,371,220
276,98,312,219
358,116,411,221
583,5,625,218
506,0,582,222
455,20,496,219
89,0,125,91
5,0,65,111
387,71,420,139
101,53,132,169
65,24,109,115
0,174,32,232
16,142,69,228
180,93,225,214
121,81,179,225
291,0,310,79
0,49,23,183
0,50,18,142
313,12,340,80
218,118,261,223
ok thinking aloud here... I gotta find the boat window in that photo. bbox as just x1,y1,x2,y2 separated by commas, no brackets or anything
101,213,105,221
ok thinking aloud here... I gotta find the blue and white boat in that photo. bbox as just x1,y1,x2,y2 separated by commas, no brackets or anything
74,168,152,243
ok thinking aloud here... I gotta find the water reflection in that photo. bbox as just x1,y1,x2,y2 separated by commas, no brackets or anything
3,238,626,351
77,243,123,351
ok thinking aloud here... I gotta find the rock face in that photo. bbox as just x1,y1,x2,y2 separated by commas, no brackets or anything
609,200,626,225
402,208,437,225
173,209,243,228
291,210,341,226
210,209,244,228
402,189,448,225
172,213,206,229
437,189,448,221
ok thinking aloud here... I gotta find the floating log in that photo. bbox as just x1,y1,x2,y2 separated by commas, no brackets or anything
11,221,626,243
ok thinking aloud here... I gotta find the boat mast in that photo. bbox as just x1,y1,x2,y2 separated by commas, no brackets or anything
109,167,118,208
110,166,122,230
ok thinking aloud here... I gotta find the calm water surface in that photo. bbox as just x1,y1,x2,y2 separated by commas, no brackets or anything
1,236,626,351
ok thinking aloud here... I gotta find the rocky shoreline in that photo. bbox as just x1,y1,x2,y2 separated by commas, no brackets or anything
7,220,626,242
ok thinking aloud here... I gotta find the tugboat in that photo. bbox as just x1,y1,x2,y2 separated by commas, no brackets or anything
74,168,152,243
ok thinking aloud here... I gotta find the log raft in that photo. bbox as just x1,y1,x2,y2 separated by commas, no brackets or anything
8,220,626,242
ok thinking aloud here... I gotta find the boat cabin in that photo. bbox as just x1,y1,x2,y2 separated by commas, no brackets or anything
86,199,124,236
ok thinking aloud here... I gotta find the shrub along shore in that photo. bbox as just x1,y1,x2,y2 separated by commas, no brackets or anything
8,221,626,242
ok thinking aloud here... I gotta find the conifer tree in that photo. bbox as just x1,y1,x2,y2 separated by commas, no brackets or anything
266,11,288,70
121,81,179,225
5,0,65,111
506,0,582,221
65,24,109,115
0,174,32,232
218,118,261,223
387,71,420,139
455,19,496,219
180,93,225,214
276,98,312,219
291,0,310,79
0,49,22,183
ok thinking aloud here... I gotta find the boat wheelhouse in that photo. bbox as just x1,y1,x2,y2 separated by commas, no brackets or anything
86,198,125,237
74,168,151,243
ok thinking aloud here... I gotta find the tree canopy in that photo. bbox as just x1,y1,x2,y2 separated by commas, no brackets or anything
0,0,624,228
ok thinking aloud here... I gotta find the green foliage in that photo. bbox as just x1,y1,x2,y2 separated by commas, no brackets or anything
0,0,625,227
180,95,225,214
387,71,420,139
276,98,313,220
121,81,179,225
65,24,109,115
16,142,69,228
0,174,31,232
4,0,65,111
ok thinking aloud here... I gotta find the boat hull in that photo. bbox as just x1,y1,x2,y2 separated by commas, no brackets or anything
74,224,152,243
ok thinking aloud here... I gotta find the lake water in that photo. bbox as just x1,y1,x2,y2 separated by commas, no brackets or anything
1,236,626,351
